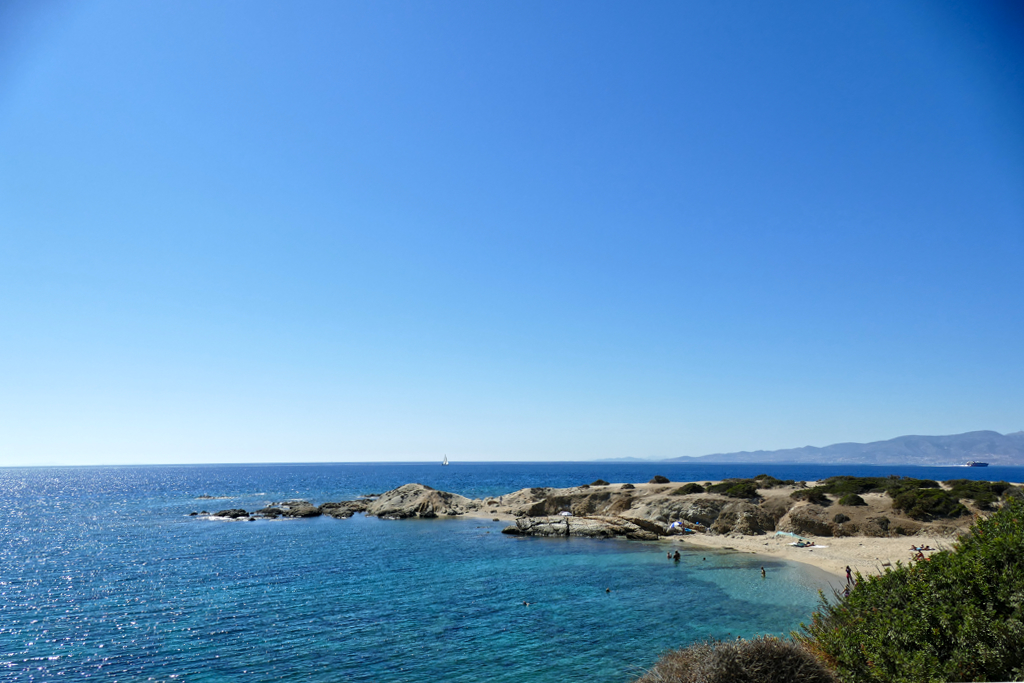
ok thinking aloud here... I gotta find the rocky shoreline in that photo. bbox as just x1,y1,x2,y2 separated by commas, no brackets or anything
196,476,1011,542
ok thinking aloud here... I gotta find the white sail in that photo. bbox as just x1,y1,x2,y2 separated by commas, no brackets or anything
442,454,449,466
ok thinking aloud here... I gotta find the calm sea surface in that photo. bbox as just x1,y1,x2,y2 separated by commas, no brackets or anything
2,462,1020,682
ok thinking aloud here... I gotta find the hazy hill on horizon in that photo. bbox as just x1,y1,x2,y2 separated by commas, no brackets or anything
665,430,1024,467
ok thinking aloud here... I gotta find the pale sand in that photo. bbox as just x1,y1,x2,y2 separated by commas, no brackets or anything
459,478,994,581
663,532,958,579
465,508,961,580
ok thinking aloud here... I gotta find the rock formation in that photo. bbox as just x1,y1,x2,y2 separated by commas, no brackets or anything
319,500,369,519
501,515,659,540
364,483,483,519
199,477,987,543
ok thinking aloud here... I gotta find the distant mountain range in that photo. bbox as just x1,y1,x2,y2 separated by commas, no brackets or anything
663,431,1024,467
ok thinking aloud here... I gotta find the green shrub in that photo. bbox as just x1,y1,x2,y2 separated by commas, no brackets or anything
814,476,940,498
1004,485,1024,501
650,475,670,484
708,479,760,499
590,479,610,486
817,477,887,496
890,488,968,520
791,488,832,506
752,474,796,488
635,636,836,683
673,483,705,495
724,482,760,499
943,479,1013,510
837,494,866,507
800,497,1024,683
833,513,850,524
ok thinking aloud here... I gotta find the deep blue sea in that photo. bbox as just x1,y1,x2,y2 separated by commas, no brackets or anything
2,462,1021,682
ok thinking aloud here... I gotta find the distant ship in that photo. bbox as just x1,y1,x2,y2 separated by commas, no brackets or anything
442,454,449,466
965,461,989,467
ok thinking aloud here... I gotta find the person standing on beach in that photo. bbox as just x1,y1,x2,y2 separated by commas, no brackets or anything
846,566,852,584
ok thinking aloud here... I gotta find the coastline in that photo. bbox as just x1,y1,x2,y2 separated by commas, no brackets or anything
664,530,955,577
454,477,995,581
461,506,956,579
212,475,1019,585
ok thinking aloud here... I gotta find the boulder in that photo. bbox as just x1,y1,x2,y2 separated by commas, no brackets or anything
501,515,659,540
366,483,480,519
619,516,667,536
211,509,249,519
273,500,321,518
776,504,835,537
319,501,369,519
709,501,775,535
516,490,634,518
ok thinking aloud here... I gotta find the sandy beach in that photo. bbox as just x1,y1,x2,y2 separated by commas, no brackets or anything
662,529,956,579
460,478,986,582
469,505,960,581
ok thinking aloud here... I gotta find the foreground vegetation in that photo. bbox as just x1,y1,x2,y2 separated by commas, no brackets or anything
635,636,836,683
800,496,1024,682
636,497,1024,682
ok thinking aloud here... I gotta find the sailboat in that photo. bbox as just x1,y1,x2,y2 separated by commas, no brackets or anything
442,454,449,466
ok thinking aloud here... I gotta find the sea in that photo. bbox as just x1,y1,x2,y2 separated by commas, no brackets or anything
2,462,1021,682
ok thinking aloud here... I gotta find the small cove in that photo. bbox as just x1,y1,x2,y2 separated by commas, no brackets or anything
4,462,1016,682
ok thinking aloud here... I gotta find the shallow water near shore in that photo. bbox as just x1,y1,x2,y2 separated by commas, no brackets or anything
3,462,1019,681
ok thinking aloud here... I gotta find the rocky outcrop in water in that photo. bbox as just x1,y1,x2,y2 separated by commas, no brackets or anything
198,477,982,543
501,515,659,540
365,483,483,519
212,508,249,519
252,500,322,518
319,500,369,519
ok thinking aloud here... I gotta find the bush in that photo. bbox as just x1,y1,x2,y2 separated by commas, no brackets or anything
650,475,670,484
837,494,866,507
724,482,760,499
708,479,761,499
752,474,796,488
944,479,1012,511
800,497,1024,683
673,483,705,495
621,483,635,490
791,488,832,506
815,476,939,498
1004,485,1024,501
890,488,968,520
635,636,837,683
833,513,850,524
590,479,610,486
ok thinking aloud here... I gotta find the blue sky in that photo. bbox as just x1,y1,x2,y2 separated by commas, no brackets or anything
1,1,1022,465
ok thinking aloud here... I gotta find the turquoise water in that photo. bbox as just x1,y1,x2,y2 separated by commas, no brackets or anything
2,463,1019,681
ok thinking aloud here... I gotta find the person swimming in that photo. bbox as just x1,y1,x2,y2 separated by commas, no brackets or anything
673,550,681,561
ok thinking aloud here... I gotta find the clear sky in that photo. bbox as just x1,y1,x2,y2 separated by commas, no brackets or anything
1,1,1022,466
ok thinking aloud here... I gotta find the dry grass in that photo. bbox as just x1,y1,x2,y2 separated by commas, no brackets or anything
634,636,837,683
